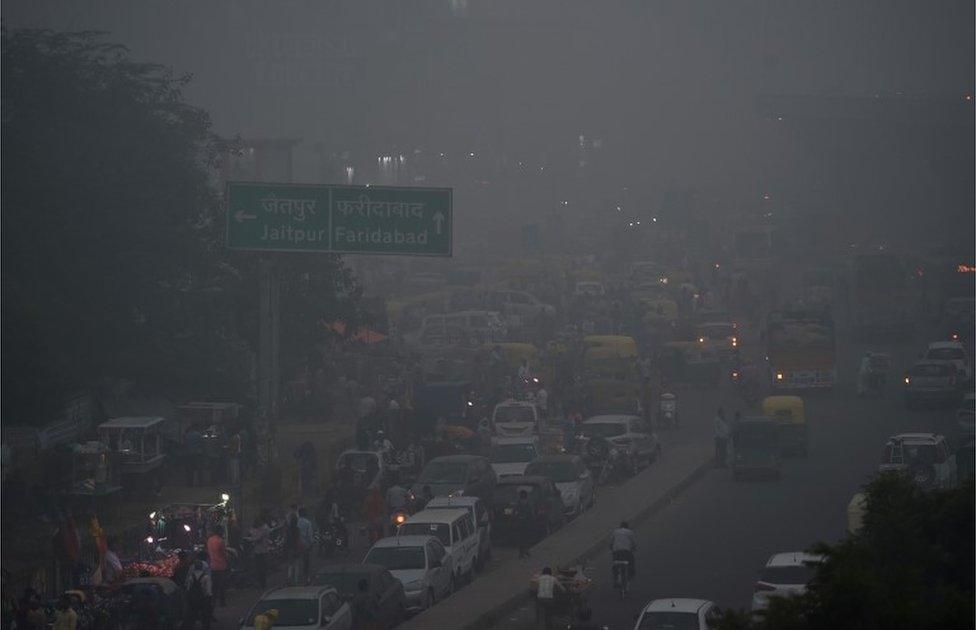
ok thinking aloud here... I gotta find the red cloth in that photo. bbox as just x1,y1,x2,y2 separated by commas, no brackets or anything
207,534,229,571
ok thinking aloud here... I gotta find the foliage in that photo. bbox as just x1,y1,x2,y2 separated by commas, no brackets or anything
709,473,975,630
1,27,361,421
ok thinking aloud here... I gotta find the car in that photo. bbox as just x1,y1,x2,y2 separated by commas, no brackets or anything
523,454,595,518
695,321,740,358
904,360,961,408
633,598,720,629
490,475,566,542
958,393,975,436
241,586,352,630
574,281,607,297
751,552,823,612
397,508,480,581
424,495,492,571
335,449,388,489
482,289,556,321
410,455,496,501
578,414,661,471
879,433,958,490
488,436,540,478
491,400,543,437
923,341,971,384
362,535,454,613
311,564,406,628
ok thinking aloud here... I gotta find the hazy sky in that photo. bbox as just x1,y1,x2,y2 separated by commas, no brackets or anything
5,1,972,194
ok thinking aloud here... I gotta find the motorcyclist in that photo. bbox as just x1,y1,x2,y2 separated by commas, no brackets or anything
857,352,873,397
609,521,637,580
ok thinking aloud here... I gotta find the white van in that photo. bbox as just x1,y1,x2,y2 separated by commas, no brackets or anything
397,508,480,582
424,496,492,572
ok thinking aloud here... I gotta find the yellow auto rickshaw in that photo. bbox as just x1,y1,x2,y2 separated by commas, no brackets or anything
761,395,808,457
582,335,638,357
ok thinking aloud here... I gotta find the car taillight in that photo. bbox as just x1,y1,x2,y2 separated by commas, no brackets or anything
754,582,776,593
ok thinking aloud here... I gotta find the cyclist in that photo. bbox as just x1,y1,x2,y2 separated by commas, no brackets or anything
610,521,637,580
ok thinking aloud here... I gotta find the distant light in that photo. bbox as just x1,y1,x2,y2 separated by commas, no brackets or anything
220,492,230,503
183,524,192,532
636,220,641,225
440,153,446,157
629,222,634,227
146,536,154,544
652,217,658,223
966,94,973,102
616,205,622,211
762,193,771,200
562,200,569,206
776,116,783,121
149,512,157,519
540,166,545,171
469,152,475,158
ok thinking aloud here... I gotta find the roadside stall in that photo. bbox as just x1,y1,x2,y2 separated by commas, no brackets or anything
97,417,167,491
60,441,123,514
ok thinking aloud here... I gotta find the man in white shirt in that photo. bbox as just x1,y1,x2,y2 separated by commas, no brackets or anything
385,480,408,512
610,521,637,579
713,408,731,467
535,566,564,628
535,387,549,417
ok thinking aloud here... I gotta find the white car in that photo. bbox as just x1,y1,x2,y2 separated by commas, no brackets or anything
241,586,352,630
751,552,823,612
488,436,540,478
879,432,958,490
424,495,493,571
578,415,661,470
633,598,720,629
363,535,455,612
923,341,971,384
492,400,542,437
524,454,595,518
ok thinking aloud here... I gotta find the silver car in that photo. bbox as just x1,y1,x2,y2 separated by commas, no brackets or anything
363,535,455,612
241,586,352,630
579,414,661,470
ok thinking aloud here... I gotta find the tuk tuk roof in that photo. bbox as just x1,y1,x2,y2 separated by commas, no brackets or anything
98,416,166,431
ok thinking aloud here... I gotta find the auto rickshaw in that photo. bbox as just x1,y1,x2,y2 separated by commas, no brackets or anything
586,378,641,415
762,395,808,456
658,392,678,428
659,341,722,386
582,335,639,357
731,417,782,480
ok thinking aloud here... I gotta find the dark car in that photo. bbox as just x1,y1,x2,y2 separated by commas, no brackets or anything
410,455,496,502
490,475,566,542
312,563,406,628
904,360,961,409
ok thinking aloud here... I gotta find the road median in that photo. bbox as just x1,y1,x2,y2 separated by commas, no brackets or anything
397,442,714,630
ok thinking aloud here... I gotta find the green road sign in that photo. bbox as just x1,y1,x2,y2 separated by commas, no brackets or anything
226,182,453,256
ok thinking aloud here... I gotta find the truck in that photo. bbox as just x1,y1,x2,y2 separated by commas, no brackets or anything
847,251,916,338
766,309,836,390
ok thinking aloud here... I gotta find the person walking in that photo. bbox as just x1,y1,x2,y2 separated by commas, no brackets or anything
361,487,387,544
249,516,271,589
297,508,314,584
206,527,229,607
534,566,564,629
227,429,243,484
713,408,731,467
284,512,303,586
516,490,534,559
182,556,213,630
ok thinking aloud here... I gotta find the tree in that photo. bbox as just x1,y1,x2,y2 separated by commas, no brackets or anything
1,27,363,421
710,473,975,630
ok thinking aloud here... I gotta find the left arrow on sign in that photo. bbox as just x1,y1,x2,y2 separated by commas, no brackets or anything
234,210,257,223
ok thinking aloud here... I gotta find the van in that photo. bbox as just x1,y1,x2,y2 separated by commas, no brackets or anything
398,508,480,582
424,496,492,571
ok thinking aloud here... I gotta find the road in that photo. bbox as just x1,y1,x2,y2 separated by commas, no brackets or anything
502,328,964,629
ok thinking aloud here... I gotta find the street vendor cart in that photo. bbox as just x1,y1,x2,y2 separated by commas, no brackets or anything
529,565,592,629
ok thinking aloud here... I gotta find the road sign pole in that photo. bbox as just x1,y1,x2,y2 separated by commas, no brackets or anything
257,257,280,431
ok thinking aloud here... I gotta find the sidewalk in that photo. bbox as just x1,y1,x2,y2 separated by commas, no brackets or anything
397,441,713,630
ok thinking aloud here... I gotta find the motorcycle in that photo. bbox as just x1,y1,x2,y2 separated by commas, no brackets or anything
317,520,349,558
658,393,678,429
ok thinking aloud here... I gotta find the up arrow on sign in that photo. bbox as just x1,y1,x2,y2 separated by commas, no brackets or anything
432,211,445,235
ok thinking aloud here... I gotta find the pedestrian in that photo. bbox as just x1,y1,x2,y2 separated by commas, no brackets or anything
361,487,387,544
52,594,77,630
516,490,533,559
102,537,123,584
713,408,731,467
206,526,229,607
352,578,379,630
249,516,270,589
283,512,302,585
182,556,213,630
297,508,314,584
535,566,564,629
171,550,193,588
385,478,408,512
518,358,531,382
536,387,549,417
